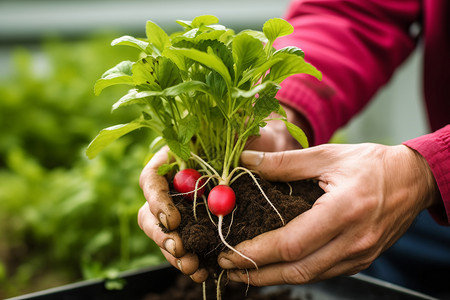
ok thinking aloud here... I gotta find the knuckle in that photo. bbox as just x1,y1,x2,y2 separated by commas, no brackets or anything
279,237,304,262
282,264,313,284
349,232,380,257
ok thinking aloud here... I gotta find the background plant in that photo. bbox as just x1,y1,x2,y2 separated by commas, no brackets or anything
0,34,164,298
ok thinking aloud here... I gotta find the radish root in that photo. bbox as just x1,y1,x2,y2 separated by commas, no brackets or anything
218,215,258,270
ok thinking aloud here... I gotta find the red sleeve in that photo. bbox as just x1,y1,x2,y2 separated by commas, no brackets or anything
403,125,450,225
274,0,421,145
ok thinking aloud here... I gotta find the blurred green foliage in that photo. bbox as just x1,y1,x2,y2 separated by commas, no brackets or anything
0,34,164,298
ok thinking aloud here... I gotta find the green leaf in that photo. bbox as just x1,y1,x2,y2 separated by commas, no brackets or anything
162,48,188,73
144,81,211,97
232,81,279,99
146,21,171,55
191,15,219,28
157,162,178,176
253,84,281,120
232,33,265,77
237,30,268,44
112,81,211,111
111,89,147,111
178,115,200,144
154,56,182,89
254,96,280,121
163,127,190,161
131,57,160,89
263,18,294,44
175,19,192,29
274,46,304,58
238,57,284,86
86,120,149,159
283,120,309,148
111,35,149,52
94,61,134,95
206,71,227,99
170,47,232,87
267,54,322,83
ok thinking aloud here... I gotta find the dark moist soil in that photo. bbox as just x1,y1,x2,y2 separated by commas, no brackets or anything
156,174,323,300
176,174,323,274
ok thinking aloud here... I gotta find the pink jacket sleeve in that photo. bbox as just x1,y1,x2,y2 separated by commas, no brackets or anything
274,0,420,145
274,0,450,224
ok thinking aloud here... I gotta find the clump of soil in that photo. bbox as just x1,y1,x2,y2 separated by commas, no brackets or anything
173,174,324,276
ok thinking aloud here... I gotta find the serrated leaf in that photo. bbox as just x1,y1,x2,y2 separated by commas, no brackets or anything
254,93,281,121
263,18,294,44
146,21,171,55
131,57,160,88
178,115,200,144
163,127,190,161
283,120,309,148
154,56,182,89
86,120,149,159
111,35,149,52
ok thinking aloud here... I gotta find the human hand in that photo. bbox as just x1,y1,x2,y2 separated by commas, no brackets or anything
137,147,209,282
218,143,437,285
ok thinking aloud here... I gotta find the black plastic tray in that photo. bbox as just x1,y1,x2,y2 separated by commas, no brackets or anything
7,264,438,300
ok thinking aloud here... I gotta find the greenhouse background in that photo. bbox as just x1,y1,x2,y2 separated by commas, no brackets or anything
0,0,427,297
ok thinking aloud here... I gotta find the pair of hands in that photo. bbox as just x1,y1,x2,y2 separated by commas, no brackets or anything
137,112,437,286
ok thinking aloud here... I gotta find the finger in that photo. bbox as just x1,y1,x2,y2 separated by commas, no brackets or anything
138,202,186,258
189,268,209,283
227,228,364,286
240,145,339,182
160,248,200,276
139,147,181,230
219,192,344,269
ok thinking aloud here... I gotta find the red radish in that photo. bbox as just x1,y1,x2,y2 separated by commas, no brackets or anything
207,185,258,271
173,169,205,200
207,185,236,217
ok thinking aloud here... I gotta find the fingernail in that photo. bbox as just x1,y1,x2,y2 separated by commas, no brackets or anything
177,259,184,273
241,150,264,167
219,257,236,269
164,238,176,256
227,271,243,282
159,212,168,229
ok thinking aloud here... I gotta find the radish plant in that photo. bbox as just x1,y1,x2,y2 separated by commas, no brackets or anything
86,15,321,297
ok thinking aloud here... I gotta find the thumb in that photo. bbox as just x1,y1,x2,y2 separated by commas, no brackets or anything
240,149,321,182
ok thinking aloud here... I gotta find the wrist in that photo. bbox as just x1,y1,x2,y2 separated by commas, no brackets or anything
402,145,439,209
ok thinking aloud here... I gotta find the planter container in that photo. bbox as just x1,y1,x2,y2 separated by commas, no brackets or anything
7,264,437,300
